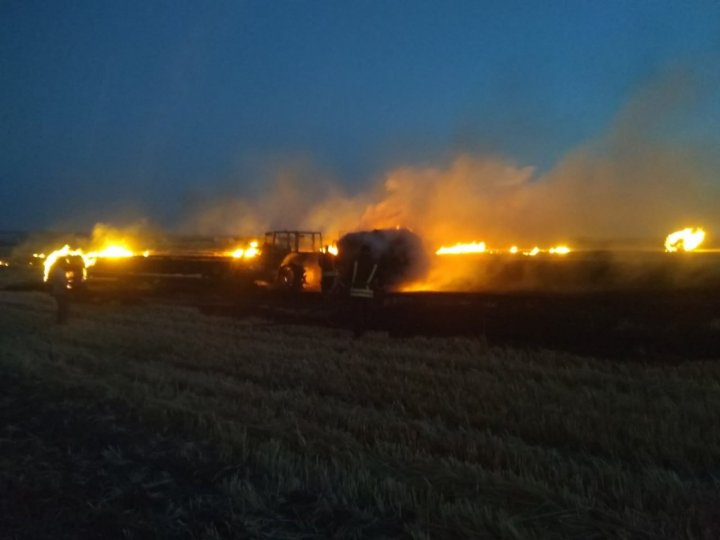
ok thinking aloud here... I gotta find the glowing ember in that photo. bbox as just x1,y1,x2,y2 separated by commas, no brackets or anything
436,242,486,255
525,247,540,256
549,245,571,255
509,246,518,254
0,260,8,267
665,227,705,252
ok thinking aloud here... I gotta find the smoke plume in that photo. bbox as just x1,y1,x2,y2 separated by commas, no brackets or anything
175,71,719,290
183,72,719,253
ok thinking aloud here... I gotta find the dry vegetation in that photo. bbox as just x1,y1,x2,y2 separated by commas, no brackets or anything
1,289,720,539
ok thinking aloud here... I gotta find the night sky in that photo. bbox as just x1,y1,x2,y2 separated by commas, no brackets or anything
2,1,719,231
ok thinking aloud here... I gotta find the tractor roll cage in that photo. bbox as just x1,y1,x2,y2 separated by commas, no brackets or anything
263,231,324,254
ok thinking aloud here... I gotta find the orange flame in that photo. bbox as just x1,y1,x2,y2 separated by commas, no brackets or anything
436,242,486,255
43,243,136,281
229,240,260,259
436,241,571,256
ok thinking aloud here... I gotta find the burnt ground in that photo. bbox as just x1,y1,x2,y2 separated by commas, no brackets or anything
5,249,720,361
248,289,720,361
69,281,720,361
6,274,720,361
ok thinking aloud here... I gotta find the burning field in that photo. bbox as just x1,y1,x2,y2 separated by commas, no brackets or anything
5,3,720,537
3,218,720,361
16,80,720,298
2,71,720,540
2,221,720,538
10,220,720,295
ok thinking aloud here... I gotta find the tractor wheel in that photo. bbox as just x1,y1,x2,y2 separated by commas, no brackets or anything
277,265,302,291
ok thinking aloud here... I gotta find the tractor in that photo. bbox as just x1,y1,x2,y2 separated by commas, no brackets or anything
257,230,329,291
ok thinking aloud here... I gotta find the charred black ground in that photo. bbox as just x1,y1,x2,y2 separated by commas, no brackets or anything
4,248,720,360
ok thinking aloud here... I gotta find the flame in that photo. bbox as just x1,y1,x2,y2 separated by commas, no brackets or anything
229,240,260,259
43,243,136,281
437,241,571,256
245,241,259,258
327,244,338,256
43,245,90,281
0,260,9,267
436,242,486,255
93,245,133,258
665,227,705,252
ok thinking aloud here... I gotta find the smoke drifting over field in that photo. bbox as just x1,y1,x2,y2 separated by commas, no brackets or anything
27,72,715,292
182,74,720,254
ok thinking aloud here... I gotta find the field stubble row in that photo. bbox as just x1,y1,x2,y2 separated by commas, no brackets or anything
1,291,719,539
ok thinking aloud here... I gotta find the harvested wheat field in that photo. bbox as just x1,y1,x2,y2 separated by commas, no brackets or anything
1,290,720,539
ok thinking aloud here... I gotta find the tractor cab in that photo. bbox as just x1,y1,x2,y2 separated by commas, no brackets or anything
262,230,323,258
259,230,326,291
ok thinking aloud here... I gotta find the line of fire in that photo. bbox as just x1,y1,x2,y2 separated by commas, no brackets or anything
4,225,717,297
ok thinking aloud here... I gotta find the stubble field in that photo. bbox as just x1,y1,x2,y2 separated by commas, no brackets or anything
1,287,720,539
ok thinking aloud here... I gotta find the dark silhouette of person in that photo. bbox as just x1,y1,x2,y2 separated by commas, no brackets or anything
48,261,70,324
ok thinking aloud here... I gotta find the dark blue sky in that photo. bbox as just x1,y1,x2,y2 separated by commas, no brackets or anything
2,1,719,230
